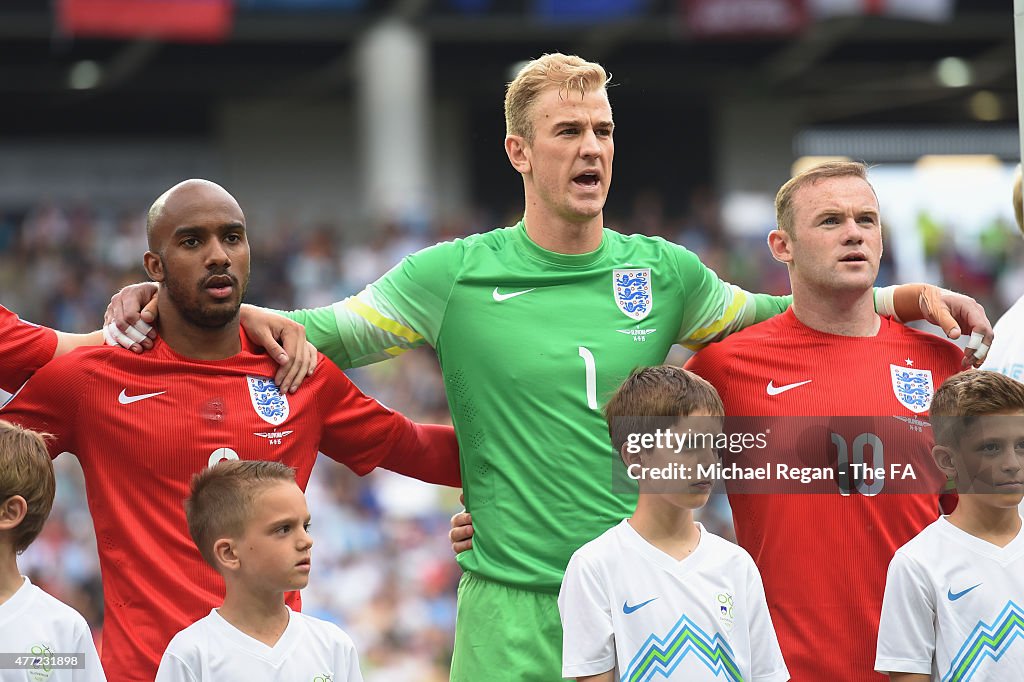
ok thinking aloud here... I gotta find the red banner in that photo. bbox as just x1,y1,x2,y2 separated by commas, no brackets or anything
58,0,234,42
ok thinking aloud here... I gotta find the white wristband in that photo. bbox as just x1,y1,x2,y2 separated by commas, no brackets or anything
875,286,900,321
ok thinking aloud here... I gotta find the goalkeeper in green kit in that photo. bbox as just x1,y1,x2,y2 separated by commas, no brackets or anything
108,54,993,681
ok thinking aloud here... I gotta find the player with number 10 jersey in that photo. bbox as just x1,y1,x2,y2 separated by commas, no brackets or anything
686,309,962,681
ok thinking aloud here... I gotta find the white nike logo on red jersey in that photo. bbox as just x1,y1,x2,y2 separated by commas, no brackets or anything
118,389,166,404
766,380,812,396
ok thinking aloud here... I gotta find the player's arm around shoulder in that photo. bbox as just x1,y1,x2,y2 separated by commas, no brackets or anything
875,550,936,679
237,305,317,392
53,329,105,358
280,238,463,370
668,244,790,346
344,238,465,358
558,544,617,681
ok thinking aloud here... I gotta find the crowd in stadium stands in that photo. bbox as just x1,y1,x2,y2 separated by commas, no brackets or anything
2,190,1022,677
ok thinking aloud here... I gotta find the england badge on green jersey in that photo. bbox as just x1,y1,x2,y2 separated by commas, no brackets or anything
613,268,652,321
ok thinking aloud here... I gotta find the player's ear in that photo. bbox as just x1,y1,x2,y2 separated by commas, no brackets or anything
620,442,645,469
505,135,531,175
212,537,239,572
143,251,165,283
767,229,793,264
0,495,27,531
932,445,957,480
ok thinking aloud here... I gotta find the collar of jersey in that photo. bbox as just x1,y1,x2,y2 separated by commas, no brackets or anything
780,307,892,341
513,220,609,268
620,518,707,576
937,515,1024,563
0,576,32,626
151,326,258,362
210,607,301,660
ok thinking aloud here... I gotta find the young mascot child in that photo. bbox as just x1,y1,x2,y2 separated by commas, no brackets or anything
156,460,363,681
876,371,1024,681
558,366,789,682
0,419,105,681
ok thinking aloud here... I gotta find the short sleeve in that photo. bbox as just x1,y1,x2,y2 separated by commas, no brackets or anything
73,618,107,682
0,305,57,394
874,551,936,675
154,651,198,682
282,239,462,368
557,551,616,679
670,247,788,349
0,352,86,457
334,630,365,682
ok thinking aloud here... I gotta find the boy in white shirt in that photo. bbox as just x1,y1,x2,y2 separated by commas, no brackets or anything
155,460,363,682
558,366,789,682
876,371,1024,681
0,419,105,682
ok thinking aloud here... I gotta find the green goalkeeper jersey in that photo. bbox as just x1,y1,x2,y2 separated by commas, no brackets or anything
285,221,789,591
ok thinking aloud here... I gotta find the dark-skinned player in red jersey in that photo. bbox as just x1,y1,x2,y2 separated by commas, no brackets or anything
1,179,461,682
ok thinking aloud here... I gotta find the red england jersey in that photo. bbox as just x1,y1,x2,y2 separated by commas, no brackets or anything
0,330,460,682
686,309,961,682
0,305,57,394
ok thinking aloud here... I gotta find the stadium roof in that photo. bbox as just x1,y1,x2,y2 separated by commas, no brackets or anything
0,0,1014,135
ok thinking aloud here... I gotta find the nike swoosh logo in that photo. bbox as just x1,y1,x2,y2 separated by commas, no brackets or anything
623,597,658,614
492,287,535,302
948,583,981,601
118,389,166,405
766,379,812,396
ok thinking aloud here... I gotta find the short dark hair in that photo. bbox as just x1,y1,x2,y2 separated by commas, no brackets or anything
0,420,55,554
930,371,1024,448
604,366,724,454
185,460,296,569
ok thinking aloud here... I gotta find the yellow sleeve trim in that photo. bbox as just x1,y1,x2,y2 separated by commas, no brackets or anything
681,287,748,350
343,297,424,345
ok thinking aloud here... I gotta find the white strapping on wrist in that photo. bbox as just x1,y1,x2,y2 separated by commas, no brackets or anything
875,286,900,322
